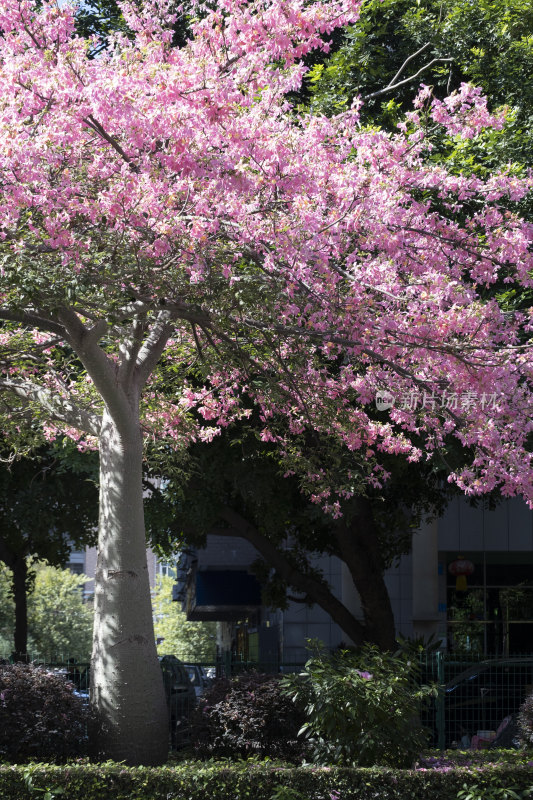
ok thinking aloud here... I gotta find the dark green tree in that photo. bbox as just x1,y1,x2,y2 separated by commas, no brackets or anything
0,442,98,660
147,423,453,650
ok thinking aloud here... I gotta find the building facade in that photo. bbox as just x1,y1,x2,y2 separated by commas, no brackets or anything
175,496,533,663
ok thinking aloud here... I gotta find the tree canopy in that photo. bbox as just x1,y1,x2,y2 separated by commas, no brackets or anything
0,0,531,764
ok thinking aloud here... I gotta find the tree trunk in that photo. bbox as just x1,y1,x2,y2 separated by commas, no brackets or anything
216,508,369,646
90,408,168,765
335,499,397,651
12,555,28,661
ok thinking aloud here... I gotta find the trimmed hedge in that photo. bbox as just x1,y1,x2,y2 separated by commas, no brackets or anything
1,758,533,800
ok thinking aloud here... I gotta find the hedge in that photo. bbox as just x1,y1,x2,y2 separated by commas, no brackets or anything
1,759,533,800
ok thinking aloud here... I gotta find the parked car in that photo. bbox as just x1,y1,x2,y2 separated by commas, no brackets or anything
184,663,210,698
159,655,197,720
442,658,533,746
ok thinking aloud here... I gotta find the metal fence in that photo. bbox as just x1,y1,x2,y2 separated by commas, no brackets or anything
214,652,533,750
3,651,532,750
419,652,533,748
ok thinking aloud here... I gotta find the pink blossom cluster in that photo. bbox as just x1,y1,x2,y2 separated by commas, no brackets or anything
0,0,531,510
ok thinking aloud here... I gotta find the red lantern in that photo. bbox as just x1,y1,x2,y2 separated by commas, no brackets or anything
448,556,475,592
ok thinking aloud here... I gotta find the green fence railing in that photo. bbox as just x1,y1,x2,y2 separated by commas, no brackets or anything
3,651,532,750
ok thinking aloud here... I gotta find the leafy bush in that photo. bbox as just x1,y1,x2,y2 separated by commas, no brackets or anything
1,758,533,800
0,662,88,762
190,672,307,761
281,643,437,768
518,691,533,747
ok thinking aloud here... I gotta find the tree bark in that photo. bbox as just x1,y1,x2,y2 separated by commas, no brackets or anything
334,498,397,651
217,502,397,651
12,556,28,661
0,538,29,661
217,508,369,646
90,407,168,765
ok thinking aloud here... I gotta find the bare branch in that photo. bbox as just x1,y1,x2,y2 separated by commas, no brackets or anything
0,378,101,436
385,42,431,90
364,57,454,101
0,309,66,337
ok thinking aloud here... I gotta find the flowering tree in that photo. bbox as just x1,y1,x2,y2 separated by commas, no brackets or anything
0,0,532,765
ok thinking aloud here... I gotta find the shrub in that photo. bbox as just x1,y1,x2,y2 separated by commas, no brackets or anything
518,691,533,747
281,643,437,768
190,672,307,761
0,662,88,762
1,758,533,800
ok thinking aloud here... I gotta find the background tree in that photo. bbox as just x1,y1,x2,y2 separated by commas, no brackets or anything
307,0,533,126
153,575,216,660
0,443,98,660
149,422,454,651
0,563,14,654
26,564,94,661
0,0,532,766
0,563,94,661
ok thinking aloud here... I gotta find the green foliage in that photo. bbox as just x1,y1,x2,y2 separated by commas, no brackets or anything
0,564,94,661
281,643,437,768
27,565,93,661
153,576,216,660
0,442,98,561
1,759,533,800
0,663,89,763
23,768,65,800
191,673,307,762
0,442,98,656
309,0,533,121
74,0,127,48
457,782,531,800
518,691,533,747
0,563,15,651
270,786,308,800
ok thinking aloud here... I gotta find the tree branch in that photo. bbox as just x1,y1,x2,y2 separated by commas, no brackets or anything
134,311,173,390
363,57,454,101
118,318,148,386
0,378,101,436
56,307,135,427
0,309,66,338
83,115,140,172
216,506,368,644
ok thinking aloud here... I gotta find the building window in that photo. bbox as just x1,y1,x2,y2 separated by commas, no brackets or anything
442,551,533,656
157,561,176,579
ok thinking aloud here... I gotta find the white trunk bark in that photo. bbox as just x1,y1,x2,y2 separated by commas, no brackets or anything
90,407,169,765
